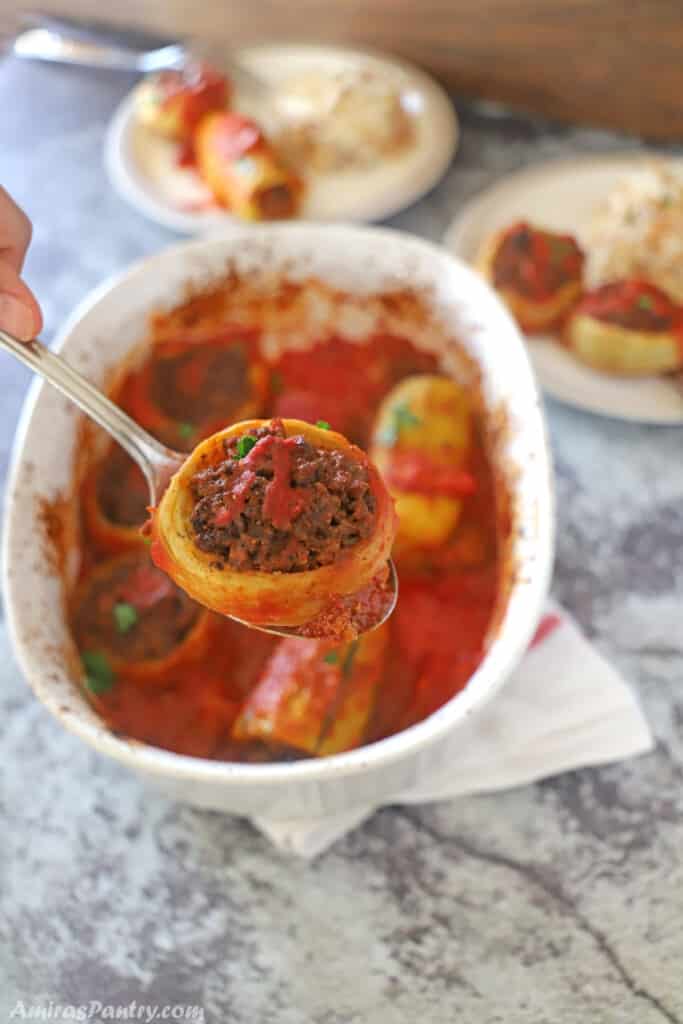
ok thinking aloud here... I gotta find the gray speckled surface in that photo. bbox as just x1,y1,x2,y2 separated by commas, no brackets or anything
2,55,683,1023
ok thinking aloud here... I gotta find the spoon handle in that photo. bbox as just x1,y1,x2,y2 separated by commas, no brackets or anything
11,26,185,73
0,330,180,501
11,20,271,101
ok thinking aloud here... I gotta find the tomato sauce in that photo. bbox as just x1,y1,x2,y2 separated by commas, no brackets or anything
254,434,305,530
492,221,584,301
271,334,439,444
150,64,229,164
74,328,500,762
211,113,262,160
384,452,477,498
576,279,682,336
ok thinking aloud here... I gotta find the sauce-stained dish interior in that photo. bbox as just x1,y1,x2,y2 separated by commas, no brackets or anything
70,276,506,763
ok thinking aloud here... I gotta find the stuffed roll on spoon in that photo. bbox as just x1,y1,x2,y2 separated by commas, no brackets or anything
147,417,398,640
0,331,398,642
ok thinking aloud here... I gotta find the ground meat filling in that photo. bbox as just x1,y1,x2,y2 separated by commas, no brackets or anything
74,557,200,661
579,283,675,332
598,306,672,331
97,446,149,527
150,342,249,424
493,223,582,298
189,421,377,573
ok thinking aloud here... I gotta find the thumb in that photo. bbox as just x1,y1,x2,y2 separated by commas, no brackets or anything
0,260,43,342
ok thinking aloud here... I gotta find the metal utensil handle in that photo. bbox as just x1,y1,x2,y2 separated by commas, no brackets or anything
0,330,178,500
12,26,185,72
21,11,180,50
13,15,269,98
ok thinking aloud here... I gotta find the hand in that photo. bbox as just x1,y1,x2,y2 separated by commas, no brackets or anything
0,187,43,341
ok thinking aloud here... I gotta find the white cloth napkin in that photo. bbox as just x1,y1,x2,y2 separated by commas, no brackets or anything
252,602,653,858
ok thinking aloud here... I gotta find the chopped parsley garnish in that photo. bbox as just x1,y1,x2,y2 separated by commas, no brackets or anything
316,420,331,430
142,535,152,547
637,295,654,310
323,641,359,675
82,650,114,695
342,640,360,678
379,403,421,445
113,602,138,634
234,435,257,460
177,421,195,441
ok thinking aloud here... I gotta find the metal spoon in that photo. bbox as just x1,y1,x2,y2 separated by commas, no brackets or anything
13,25,266,92
9,15,277,115
0,329,398,638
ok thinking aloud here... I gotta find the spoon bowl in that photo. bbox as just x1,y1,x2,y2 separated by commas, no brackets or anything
229,559,398,637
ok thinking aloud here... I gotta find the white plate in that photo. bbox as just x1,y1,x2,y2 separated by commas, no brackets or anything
445,154,683,425
105,43,458,233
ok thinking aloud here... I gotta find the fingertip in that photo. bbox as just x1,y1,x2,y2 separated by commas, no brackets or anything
29,296,43,337
0,294,38,341
0,262,43,341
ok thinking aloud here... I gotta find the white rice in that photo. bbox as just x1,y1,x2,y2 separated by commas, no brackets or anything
583,160,683,302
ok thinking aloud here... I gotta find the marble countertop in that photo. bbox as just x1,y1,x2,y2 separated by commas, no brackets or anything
2,55,683,1023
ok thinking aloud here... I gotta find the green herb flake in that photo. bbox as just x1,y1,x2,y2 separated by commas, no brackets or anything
342,640,360,678
177,421,195,441
142,535,152,547
82,650,114,695
316,420,331,430
234,435,257,460
379,403,421,445
113,601,138,634
638,295,654,310
323,650,340,665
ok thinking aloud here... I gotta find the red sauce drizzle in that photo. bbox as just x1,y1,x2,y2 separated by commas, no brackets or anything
211,433,310,531
117,564,174,608
176,141,196,168
577,279,679,330
213,114,262,161
385,453,477,498
160,65,229,130
212,470,257,527
258,436,308,530
530,612,562,649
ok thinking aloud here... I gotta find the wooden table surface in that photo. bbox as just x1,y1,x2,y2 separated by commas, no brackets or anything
7,0,683,139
